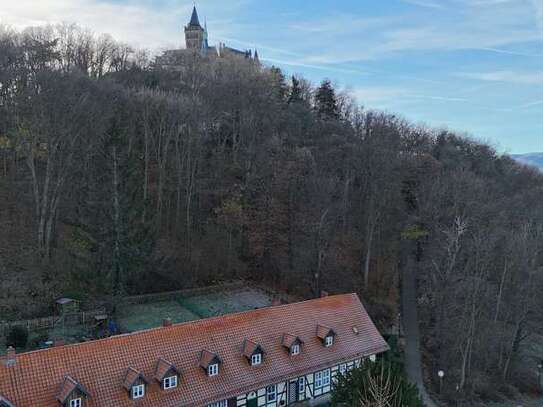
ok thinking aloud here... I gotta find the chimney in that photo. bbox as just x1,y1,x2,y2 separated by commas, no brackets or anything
163,318,173,327
4,346,16,367
53,338,65,347
320,290,329,298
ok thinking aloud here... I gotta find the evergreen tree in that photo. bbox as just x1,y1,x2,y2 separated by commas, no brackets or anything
315,79,340,120
288,76,303,104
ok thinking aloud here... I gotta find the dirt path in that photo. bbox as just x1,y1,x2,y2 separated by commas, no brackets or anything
401,261,438,407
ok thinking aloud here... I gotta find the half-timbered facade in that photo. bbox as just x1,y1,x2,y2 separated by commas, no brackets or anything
0,293,388,407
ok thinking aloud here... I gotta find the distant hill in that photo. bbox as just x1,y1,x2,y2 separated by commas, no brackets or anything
512,153,543,170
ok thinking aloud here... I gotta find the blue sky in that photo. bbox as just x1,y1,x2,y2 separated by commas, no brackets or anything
1,0,542,153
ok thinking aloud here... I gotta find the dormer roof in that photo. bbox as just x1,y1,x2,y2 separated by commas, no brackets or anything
0,396,15,407
123,368,147,391
242,339,264,359
154,358,180,382
199,350,221,369
56,376,89,404
281,333,303,349
316,324,336,340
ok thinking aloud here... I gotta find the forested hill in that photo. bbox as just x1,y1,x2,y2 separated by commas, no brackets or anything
1,24,543,403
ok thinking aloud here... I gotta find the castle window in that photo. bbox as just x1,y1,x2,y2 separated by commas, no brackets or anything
131,384,145,399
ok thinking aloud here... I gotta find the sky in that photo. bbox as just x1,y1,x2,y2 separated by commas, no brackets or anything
1,0,542,154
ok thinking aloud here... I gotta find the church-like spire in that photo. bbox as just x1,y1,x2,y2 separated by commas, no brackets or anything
189,5,201,27
254,49,259,61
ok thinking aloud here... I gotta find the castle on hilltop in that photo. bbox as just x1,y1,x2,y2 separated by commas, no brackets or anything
156,6,259,69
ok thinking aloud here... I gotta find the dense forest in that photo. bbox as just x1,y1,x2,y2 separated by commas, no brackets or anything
1,24,542,404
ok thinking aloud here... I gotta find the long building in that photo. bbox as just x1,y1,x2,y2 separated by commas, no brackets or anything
0,293,388,407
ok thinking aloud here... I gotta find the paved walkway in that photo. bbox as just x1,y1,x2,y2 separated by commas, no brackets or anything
401,262,438,407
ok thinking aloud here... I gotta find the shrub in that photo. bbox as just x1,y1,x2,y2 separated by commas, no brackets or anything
332,358,424,407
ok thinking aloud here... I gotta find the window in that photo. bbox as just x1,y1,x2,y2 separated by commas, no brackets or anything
325,335,334,347
208,400,227,407
70,399,82,407
298,377,305,393
132,384,145,399
163,375,178,389
322,369,331,386
339,363,347,376
291,344,300,355
266,385,277,402
251,353,262,366
208,363,219,376
315,371,323,388
315,369,330,389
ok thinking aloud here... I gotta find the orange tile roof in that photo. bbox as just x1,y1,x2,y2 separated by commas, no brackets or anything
0,293,388,407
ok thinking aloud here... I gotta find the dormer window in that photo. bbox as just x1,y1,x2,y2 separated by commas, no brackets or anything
131,384,145,399
200,350,221,377
208,363,219,376
155,358,181,391
281,333,303,356
123,368,148,400
242,339,265,366
56,376,89,407
163,375,178,389
251,353,262,365
316,324,336,347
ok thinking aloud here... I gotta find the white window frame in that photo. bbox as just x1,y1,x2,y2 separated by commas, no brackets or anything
266,384,277,402
322,369,331,386
325,335,334,347
291,343,300,355
208,363,219,376
70,399,82,407
131,384,145,399
251,353,262,366
208,400,227,407
315,371,323,388
163,375,178,389
298,377,305,393
339,363,347,375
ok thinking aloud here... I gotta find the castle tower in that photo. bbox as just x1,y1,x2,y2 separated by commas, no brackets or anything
184,6,204,50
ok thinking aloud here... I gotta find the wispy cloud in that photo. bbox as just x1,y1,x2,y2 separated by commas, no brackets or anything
518,98,543,108
400,0,446,9
459,70,543,85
